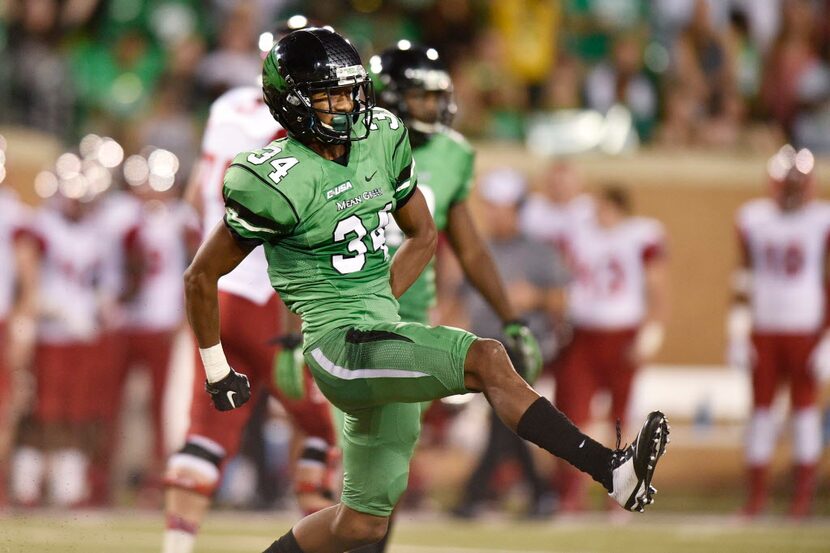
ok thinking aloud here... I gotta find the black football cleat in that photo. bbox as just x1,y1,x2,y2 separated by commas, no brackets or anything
608,411,670,512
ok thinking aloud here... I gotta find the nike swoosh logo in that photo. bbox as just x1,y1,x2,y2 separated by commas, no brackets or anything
579,439,586,448
365,171,377,182
226,390,237,408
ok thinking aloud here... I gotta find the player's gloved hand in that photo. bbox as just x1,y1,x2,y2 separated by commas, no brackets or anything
808,334,830,383
503,320,543,384
271,333,306,400
205,368,251,411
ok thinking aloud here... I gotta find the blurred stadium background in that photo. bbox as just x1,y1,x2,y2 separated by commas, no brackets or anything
2,0,830,552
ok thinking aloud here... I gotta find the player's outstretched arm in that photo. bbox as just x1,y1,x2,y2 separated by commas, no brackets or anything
390,188,437,298
184,222,254,410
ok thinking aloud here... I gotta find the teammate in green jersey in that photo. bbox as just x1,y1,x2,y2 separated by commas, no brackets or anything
183,27,670,553
373,43,542,374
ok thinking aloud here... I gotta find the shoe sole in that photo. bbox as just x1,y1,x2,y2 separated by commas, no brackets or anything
627,411,670,512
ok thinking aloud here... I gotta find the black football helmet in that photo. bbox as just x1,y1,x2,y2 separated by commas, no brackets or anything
369,43,456,134
262,28,375,144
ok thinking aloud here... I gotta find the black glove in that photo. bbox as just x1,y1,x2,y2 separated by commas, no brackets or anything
204,368,251,411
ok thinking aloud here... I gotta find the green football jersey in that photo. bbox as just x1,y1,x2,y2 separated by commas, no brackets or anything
222,107,417,345
385,128,475,323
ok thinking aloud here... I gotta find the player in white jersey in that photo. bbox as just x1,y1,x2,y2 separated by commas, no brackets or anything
11,194,104,507
554,186,668,512
0,184,36,508
162,41,336,553
85,187,143,505
109,182,201,485
520,160,595,251
728,145,830,518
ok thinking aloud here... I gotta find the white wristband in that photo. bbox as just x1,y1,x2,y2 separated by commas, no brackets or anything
199,343,231,383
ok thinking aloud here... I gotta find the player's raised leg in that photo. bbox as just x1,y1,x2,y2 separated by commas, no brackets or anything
463,338,670,513
266,322,670,552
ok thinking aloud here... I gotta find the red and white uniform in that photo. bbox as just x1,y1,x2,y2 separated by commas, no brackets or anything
739,199,830,335
112,199,200,464
556,216,665,425
185,86,333,462
736,197,830,517
89,190,142,417
83,191,145,503
123,199,198,333
93,191,143,322
520,193,594,251
566,217,665,331
737,198,830,409
29,206,103,423
199,86,282,306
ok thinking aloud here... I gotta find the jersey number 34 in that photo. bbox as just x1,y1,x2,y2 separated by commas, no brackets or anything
332,204,393,275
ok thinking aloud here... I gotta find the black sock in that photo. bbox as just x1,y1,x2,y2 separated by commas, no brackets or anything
263,530,305,553
517,397,614,491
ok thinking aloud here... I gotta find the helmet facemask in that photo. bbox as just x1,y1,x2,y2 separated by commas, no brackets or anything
296,74,375,144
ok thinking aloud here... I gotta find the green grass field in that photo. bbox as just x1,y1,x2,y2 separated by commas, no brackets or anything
1,510,828,553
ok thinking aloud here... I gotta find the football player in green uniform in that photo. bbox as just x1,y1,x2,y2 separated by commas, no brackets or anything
184,28,670,553
372,43,542,370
